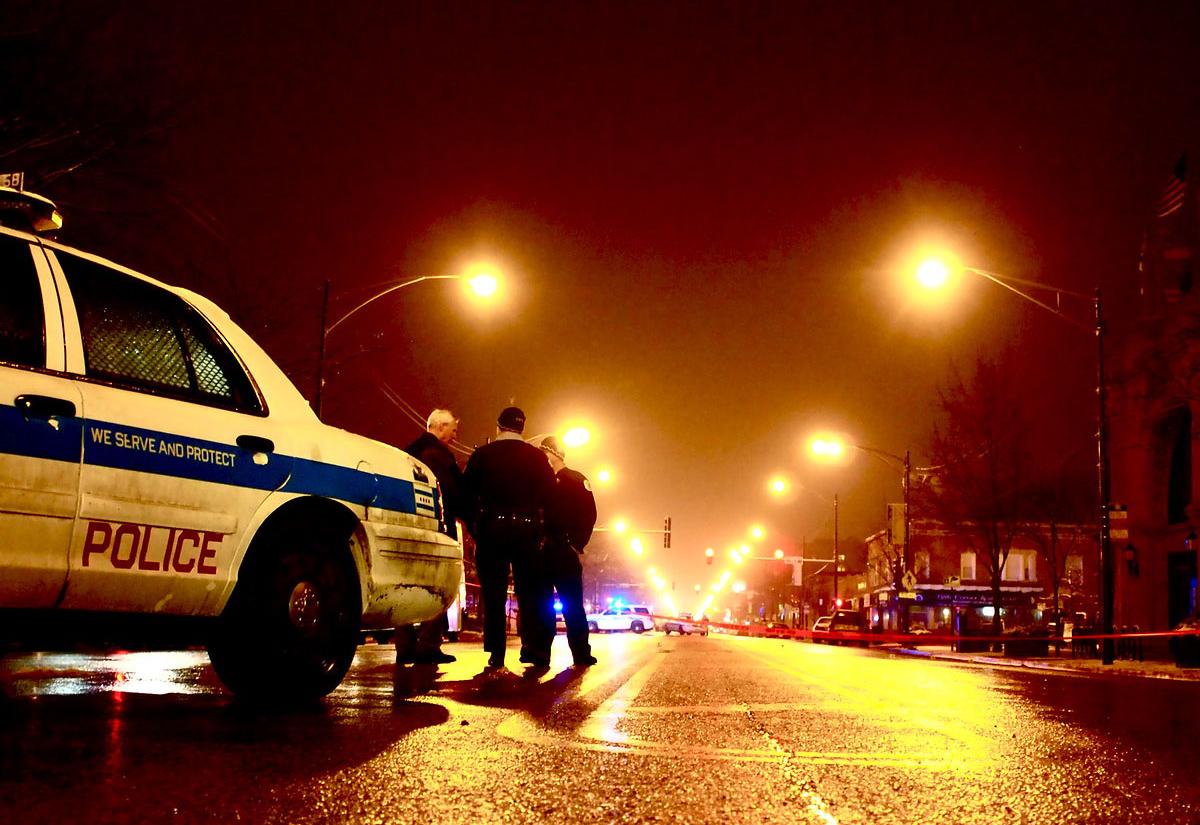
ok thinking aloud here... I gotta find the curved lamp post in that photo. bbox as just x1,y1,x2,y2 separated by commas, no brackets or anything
314,269,500,417
913,255,1113,664
807,438,912,628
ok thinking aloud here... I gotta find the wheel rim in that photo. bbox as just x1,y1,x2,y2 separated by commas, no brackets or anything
288,580,323,631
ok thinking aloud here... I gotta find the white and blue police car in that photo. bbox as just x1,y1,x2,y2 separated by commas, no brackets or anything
0,187,461,699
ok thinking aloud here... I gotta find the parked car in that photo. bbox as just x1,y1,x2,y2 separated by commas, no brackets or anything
811,615,833,641
586,604,655,633
829,610,869,646
662,612,708,636
0,188,461,699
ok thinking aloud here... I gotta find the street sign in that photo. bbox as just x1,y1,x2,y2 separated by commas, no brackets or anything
943,575,961,587
899,591,917,600
901,569,917,592
1111,528,1129,539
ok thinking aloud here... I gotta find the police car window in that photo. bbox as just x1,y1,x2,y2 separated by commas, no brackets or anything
58,252,261,412
0,235,45,367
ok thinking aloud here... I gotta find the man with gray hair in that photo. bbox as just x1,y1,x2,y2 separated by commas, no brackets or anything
397,408,466,665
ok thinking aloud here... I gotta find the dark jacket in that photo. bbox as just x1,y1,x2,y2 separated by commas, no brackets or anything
404,432,465,525
548,467,597,552
463,436,556,524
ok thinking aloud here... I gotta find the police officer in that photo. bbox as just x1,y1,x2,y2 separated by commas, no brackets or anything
464,406,556,669
537,435,598,667
397,408,466,665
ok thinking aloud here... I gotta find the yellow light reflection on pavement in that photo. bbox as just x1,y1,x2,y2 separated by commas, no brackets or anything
495,635,1001,774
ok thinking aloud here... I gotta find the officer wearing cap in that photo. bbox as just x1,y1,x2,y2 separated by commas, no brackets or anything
537,435,598,667
464,406,557,669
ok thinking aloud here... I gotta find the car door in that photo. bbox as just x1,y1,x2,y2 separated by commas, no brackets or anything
46,247,292,615
0,232,83,607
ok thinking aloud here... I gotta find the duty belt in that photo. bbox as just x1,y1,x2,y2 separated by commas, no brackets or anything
480,509,543,526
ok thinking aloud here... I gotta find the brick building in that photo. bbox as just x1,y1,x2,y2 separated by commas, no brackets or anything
1109,152,1199,635
857,519,1100,634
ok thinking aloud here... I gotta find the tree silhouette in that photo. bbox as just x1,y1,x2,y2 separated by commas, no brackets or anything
921,357,1034,641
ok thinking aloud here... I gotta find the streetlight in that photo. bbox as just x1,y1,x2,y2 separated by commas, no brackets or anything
913,254,1114,664
807,435,912,629
561,426,591,449
314,265,502,417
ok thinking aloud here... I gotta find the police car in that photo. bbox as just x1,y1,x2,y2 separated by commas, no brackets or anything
586,603,656,634
0,187,461,699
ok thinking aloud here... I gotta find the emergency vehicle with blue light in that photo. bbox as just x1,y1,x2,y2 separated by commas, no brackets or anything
0,185,461,699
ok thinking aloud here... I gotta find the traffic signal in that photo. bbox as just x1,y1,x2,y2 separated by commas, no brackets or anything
705,547,714,565
663,517,672,548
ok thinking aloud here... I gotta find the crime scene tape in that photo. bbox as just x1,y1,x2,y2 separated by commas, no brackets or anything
646,613,1200,645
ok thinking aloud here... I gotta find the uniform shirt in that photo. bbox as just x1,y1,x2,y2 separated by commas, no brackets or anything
464,432,556,518
404,431,465,525
549,467,597,552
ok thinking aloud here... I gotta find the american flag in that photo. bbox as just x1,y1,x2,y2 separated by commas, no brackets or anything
1155,154,1187,218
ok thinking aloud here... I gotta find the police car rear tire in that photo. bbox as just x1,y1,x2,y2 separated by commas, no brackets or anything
631,620,646,634
207,527,361,700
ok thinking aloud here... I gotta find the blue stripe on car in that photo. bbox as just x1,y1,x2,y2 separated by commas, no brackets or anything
0,404,438,521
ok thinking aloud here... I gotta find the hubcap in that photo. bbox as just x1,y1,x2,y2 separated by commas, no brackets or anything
288,581,322,630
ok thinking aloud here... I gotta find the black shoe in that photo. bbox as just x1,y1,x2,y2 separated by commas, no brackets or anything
412,650,456,665
518,649,534,664
573,654,598,667
486,652,505,669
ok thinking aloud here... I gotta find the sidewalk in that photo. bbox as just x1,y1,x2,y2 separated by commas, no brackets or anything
884,643,1200,681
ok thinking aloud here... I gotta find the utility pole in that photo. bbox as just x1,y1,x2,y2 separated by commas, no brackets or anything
902,449,911,632
314,278,331,418
1096,289,1115,665
832,493,839,610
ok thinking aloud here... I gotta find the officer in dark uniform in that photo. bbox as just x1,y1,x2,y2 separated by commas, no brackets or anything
537,435,598,666
464,406,556,669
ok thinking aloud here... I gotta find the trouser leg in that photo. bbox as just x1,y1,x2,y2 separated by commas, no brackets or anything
477,546,510,655
413,612,447,655
552,546,590,658
512,540,553,658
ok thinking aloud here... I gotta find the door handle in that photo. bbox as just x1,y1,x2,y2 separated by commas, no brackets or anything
15,394,76,419
236,434,275,454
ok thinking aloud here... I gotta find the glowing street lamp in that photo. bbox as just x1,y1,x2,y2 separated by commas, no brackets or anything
768,475,789,496
561,426,591,449
315,263,503,416
595,467,614,485
773,548,785,560
749,525,765,540
630,537,645,556
612,518,628,534
915,257,951,289
808,434,847,462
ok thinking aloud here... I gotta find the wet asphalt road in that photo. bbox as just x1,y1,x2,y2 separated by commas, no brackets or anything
2,632,1199,824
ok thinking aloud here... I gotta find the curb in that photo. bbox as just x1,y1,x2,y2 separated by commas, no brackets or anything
885,645,1200,682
